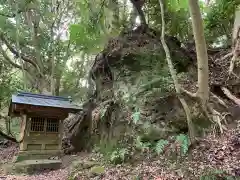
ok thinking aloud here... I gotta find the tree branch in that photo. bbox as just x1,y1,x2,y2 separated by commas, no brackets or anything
0,45,28,71
0,0,34,18
0,33,44,77
0,9,24,18
0,33,38,68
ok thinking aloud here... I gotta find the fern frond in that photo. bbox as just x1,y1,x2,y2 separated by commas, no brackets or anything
155,139,169,155
176,134,189,155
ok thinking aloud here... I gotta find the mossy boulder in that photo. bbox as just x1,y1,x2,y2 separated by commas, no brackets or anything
89,165,105,177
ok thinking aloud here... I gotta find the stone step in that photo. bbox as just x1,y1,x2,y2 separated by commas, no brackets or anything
3,159,62,175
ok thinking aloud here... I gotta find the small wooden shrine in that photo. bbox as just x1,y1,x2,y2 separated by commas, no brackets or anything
8,92,81,161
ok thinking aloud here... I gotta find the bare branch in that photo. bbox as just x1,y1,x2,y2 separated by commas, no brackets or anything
0,7,26,18
0,45,28,71
0,33,45,77
0,33,38,68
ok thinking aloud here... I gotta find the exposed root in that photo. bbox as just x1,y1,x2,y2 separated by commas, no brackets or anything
229,52,240,75
202,105,227,134
180,88,228,134
221,87,240,106
215,52,233,62
210,92,228,108
180,87,197,98
0,129,18,143
211,108,226,134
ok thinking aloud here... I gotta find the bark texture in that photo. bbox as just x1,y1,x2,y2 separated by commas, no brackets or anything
188,0,209,104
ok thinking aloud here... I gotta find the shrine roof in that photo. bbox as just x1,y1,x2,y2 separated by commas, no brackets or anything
9,91,82,111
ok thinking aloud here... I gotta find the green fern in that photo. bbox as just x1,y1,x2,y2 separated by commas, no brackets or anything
110,148,129,164
135,136,151,151
119,148,129,162
100,104,110,120
155,139,169,155
176,134,189,155
132,111,141,124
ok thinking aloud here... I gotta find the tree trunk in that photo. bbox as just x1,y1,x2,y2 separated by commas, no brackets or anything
130,0,147,27
233,5,240,45
129,7,138,28
158,0,196,144
55,74,61,96
229,5,240,74
188,0,209,105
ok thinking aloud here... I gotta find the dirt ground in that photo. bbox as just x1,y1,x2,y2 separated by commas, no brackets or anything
0,121,239,180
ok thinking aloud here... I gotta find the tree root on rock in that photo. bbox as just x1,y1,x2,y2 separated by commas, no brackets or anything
221,87,240,106
179,87,229,134
215,52,233,62
0,129,18,143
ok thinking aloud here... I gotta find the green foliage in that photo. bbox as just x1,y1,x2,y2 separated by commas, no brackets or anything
94,136,130,164
135,136,151,152
176,134,189,155
10,118,21,138
146,0,191,41
168,0,188,11
132,111,141,124
204,0,240,46
69,23,104,53
99,104,110,120
155,139,169,155
110,148,129,164
0,64,23,110
70,0,120,54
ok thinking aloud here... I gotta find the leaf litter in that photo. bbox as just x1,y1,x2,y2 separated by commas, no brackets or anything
0,121,239,180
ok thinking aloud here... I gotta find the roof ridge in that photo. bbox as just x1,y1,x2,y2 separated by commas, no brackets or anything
17,91,71,101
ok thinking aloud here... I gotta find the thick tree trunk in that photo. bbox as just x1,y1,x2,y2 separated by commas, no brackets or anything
188,0,209,105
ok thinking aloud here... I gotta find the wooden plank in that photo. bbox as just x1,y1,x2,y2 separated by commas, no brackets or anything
12,103,78,116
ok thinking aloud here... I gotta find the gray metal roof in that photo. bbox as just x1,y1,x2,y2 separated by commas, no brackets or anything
11,92,82,110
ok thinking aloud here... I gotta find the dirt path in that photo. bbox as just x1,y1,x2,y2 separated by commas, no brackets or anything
0,143,84,180
1,169,69,180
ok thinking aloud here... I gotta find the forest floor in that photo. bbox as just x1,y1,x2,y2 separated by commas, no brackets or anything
0,121,239,180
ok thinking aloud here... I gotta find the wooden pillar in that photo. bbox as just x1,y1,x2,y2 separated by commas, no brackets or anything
41,118,47,151
19,114,27,151
58,119,63,151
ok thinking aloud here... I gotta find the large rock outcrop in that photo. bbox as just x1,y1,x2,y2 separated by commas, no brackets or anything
64,26,240,152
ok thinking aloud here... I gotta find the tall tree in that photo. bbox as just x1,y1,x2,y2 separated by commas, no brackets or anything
0,0,75,95
188,0,209,106
158,0,196,144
